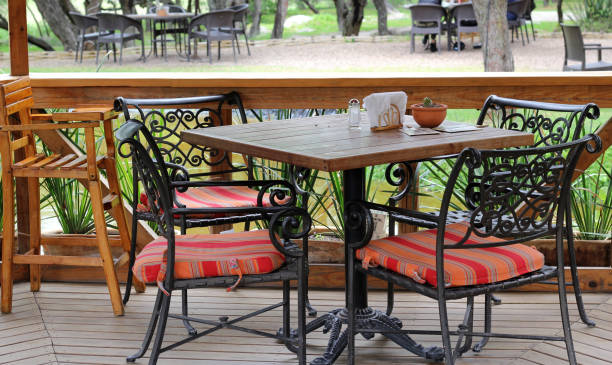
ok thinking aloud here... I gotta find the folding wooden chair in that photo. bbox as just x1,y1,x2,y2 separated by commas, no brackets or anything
0,77,143,315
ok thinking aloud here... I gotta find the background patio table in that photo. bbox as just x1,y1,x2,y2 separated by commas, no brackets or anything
126,12,195,61
183,112,533,364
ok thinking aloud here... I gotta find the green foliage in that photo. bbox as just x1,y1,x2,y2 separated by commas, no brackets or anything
423,97,433,107
569,0,612,32
42,177,96,234
571,155,612,240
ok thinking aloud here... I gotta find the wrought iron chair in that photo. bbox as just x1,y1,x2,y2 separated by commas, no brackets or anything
95,13,146,65
385,95,601,326
115,94,318,323
228,4,251,56
116,120,309,365
187,9,237,63
408,4,446,53
346,134,601,365
561,24,612,71
69,11,111,63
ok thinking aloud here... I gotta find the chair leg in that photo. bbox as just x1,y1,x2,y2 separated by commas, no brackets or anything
181,289,197,335
127,289,163,362
473,292,492,352
207,41,212,64
75,41,80,63
297,257,307,365
96,41,101,65
28,176,41,292
438,295,455,365
119,40,124,65
218,41,221,61
123,208,139,304
566,212,595,327
302,238,317,317
457,296,474,356
235,33,241,55
1,170,15,314
89,180,124,316
282,280,293,349
243,32,251,56
557,259,577,365
147,291,172,365
231,39,237,63
81,40,88,63
386,282,394,316
530,19,536,41
112,43,117,62
411,32,415,53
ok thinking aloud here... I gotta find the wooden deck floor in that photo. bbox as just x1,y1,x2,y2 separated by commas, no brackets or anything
2,283,612,365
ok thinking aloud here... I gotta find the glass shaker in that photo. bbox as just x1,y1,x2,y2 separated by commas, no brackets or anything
348,98,361,129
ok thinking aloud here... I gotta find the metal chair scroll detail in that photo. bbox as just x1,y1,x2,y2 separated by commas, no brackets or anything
0,77,144,316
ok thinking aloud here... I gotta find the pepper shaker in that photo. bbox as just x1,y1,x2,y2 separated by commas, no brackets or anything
348,98,361,129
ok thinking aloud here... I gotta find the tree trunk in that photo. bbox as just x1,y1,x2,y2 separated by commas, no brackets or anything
272,0,288,39
249,0,263,36
472,0,514,71
333,0,346,31
34,0,78,51
557,0,564,24
209,0,228,11
335,0,367,36
84,0,101,14
372,0,390,35
0,13,54,51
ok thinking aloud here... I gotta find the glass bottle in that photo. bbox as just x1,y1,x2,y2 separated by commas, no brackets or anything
348,98,361,129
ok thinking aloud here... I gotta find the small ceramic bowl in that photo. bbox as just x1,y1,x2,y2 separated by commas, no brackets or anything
411,103,448,128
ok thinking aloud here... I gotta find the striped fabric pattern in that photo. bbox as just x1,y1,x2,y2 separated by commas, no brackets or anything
133,230,285,284
356,222,544,288
139,185,281,217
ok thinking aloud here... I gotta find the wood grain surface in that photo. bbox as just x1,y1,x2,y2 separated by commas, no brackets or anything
182,113,534,171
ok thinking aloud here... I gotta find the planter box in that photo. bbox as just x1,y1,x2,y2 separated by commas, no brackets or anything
530,238,611,267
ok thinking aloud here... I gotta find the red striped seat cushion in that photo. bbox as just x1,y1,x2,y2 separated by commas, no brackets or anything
139,185,283,217
133,230,285,284
356,221,544,288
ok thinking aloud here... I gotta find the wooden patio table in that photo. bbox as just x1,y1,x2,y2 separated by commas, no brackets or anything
182,112,534,365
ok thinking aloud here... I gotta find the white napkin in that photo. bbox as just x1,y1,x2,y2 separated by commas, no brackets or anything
363,91,407,129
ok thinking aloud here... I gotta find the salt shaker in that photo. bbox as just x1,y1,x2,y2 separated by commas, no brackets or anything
348,98,361,129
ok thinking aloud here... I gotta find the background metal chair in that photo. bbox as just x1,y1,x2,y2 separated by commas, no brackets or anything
187,9,237,63
507,0,528,46
115,119,309,365
228,4,251,56
447,2,478,52
408,4,446,53
95,13,145,65
384,95,601,327
69,11,110,63
561,23,612,71
346,134,601,365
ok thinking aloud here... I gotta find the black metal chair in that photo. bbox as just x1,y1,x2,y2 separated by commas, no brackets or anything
561,24,612,71
69,12,111,63
228,4,251,56
408,4,446,53
507,0,528,46
384,95,601,326
95,13,145,65
187,9,237,63
115,94,318,321
346,134,601,365
115,119,309,365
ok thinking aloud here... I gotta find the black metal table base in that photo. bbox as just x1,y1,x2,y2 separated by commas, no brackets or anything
306,307,445,365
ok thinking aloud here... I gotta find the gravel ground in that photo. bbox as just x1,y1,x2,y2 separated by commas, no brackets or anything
5,33,612,72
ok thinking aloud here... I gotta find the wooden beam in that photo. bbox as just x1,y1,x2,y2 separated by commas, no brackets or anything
8,0,29,76
573,116,612,181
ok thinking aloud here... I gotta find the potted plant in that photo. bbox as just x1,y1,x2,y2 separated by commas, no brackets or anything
411,97,448,128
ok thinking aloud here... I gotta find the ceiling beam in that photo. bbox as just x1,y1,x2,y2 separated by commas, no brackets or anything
9,0,29,76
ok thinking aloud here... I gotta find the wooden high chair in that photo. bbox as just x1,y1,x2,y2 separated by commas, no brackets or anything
0,77,143,315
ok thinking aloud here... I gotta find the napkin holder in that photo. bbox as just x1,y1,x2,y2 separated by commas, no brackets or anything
363,92,407,131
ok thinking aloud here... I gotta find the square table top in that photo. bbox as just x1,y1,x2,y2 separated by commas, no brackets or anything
181,113,534,172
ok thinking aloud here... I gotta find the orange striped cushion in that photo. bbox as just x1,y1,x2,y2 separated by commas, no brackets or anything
356,222,544,288
133,230,285,284
139,185,281,217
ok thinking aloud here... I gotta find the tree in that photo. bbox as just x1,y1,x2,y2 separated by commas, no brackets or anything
372,0,389,35
209,0,228,10
249,0,263,36
34,0,78,51
334,0,367,36
272,0,288,39
472,0,514,71
0,13,54,51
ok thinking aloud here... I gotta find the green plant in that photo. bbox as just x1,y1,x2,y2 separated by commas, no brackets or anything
571,155,612,240
569,0,612,32
42,177,96,234
423,97,433,107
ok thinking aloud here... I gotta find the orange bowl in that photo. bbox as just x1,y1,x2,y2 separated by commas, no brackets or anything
411,103,448,128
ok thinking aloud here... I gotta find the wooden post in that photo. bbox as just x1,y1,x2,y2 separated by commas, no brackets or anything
9,0,29,76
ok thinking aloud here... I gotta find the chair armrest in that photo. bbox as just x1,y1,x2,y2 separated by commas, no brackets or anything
0,121,100,132
584,43,603,47
268,207,311,258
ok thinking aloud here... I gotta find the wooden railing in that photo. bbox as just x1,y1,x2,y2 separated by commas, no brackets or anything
1,72,611,290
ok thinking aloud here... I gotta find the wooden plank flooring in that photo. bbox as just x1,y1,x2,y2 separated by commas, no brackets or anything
1,282,611,365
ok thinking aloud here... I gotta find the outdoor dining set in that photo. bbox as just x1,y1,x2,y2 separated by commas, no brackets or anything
0,76,604,365
69,3,250,65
